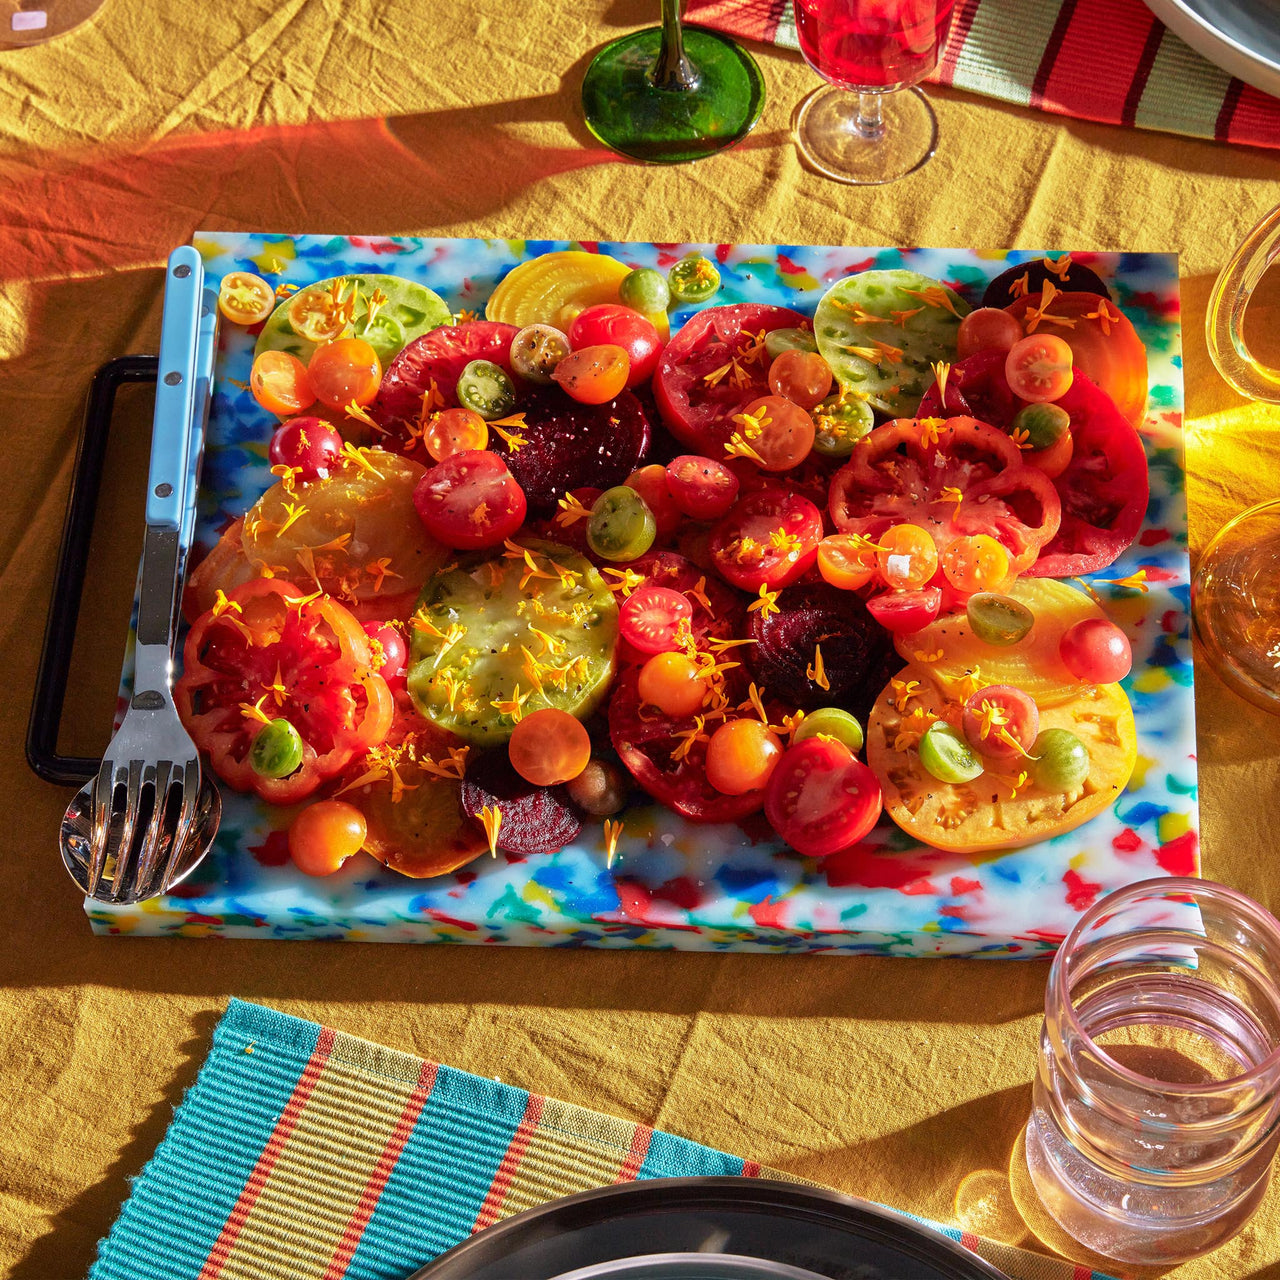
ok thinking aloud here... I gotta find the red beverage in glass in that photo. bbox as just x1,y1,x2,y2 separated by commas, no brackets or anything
794,0,956,90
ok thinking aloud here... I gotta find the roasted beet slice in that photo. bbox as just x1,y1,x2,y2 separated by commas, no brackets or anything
746,583,897,723
372,321,519,455
490,385,651,518
982,258,1110,309
460,751,582,855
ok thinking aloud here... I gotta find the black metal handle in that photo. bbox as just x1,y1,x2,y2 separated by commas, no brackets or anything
26,355,159,785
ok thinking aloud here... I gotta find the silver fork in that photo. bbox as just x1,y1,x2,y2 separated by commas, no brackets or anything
62,247,211,903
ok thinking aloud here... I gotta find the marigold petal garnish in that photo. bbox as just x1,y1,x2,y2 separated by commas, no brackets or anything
479,804,502,858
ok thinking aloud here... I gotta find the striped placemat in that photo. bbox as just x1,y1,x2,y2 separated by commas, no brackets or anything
686,0,1280,150
88,1000,1116,1280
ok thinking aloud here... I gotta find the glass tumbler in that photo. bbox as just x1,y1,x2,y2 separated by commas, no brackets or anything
1026,878,1280,1266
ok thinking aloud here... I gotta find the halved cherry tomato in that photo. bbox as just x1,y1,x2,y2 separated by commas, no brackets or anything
289,800,367,877
625,464,682,538
1005,333,1073,403
363,620,407,693
962,684,1040,761
551,344,630,404
250,350,315,417
764,737,882,857
307,337,382,409
734,395,815,472
709,488,823,592
268,416,343,480
817,534,878,591
876,524,938,590
866,586,942,632
705,719,783,795
768,349,832,410
508,708,592,786
217,272,276,326
425,407,489,460
568,304,663,388
654,303,810,456
412,449,528,549
174,578,393,805
620,585,694,655
287,286,349,344
941,534,1010,594
829,417,1061,577
666,455,740,521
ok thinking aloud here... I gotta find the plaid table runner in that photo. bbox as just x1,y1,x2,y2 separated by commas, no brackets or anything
89,1000,1116,1280
687,0,1280,149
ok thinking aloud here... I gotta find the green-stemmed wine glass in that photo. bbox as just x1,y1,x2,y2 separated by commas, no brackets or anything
581,0,766,164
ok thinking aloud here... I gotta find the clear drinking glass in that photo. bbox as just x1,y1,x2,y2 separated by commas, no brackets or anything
1025,878,1280,1266
792,0,956,184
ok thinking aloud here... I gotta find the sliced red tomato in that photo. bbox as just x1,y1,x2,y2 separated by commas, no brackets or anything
764,737,882,857
628,549,745,655
619,586,693,655
866,587,942,632
653,303,810,456
175,578,394,805
828,417,1061,577
609,668,763,824
918,356,1148,577
372,321,519,453
709,488,823,592
412,449,527,550
1005,290,1148,429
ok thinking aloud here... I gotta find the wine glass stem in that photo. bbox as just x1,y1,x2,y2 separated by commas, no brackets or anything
651,0,701,92
856,91,886,140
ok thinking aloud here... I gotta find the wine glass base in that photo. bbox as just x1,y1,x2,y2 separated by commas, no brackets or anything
581,26,765,165
793,83,938,186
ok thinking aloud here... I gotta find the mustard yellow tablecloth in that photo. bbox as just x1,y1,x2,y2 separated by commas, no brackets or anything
3,3,1280,1277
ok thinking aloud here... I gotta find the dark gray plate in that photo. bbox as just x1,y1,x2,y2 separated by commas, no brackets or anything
410,1177,1009,1280
1144,0,1280,97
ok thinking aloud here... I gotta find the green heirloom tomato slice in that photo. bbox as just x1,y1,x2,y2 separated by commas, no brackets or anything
407,540,618,747
254,273,452,367
814,269,970,417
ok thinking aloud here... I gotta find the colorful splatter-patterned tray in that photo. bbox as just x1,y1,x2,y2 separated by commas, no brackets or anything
88,235,1197,956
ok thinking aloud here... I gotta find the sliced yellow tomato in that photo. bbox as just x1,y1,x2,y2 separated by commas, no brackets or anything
486,250,669,340
866,664,1137,853
287,285,350,344
896,578,1107,707
217,272,275,326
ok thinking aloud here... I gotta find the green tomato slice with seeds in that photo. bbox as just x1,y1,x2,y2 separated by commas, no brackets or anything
407,540,618,747
254,273,452,367
813,269,970,417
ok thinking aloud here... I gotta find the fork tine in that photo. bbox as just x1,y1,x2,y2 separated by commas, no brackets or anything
108,759,146,903
87,760,117,897
133,760,172,896
166,760,201,884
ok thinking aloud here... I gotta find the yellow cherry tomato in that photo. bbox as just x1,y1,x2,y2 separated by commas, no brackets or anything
217,272,276,326
817,534,878,591
426,407,489,461
508,708,591,787
289,799,367,876
942,534,1011,594
876,524,939,590
705,719,783,795
287,286,350,344
250,350,316,417
638,651,709,718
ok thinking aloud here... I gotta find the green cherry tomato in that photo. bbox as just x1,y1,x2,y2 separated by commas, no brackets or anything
918,721,985,784
619,267,670,314
792,706,864,753
668,254,721,305
812,391,875,457
764,326,819,360
587,485,657,562
456,359,517,419
1011,401,1071,450
249,718,305,779
1031,728,1091,791
966,592,1035,646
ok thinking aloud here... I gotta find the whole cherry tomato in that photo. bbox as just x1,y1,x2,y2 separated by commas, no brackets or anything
767,349,832,410
268,416,343,480
289,800,368,876
307,337,382,410
569,304,663,388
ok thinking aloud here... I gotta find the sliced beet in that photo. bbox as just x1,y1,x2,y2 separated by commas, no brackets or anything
490,385,651,518
746,582,897,723
982,258,1111,309
372,321,519,453
460,751,582,856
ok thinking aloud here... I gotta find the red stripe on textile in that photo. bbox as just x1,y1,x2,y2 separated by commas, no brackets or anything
320,1060,440,1280
1038,0,1155,121
1231,81,1280,148
1073,1265,1093,1280
1216,77,1255,143
960,1230,980,1250
1121,17,1164,127
198,1026,337,1280
741,1160,762,1177
685,0,778,44
471,1092,546,1233
1030,0,1077,110
937,0,981,87
616,1124,654,1182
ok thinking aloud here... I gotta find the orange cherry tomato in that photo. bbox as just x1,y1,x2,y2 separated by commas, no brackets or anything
767,349,833,411
250,350,316,417
637,651,709,718
289,799,367,876
1005,334,1073,403
306,337,382,410
625,464,682,538
508,708,591,787
875,524,939,590
551,343,630,404
217,272,276,326
735,395,815,472
705,719,783,795
1024,427,1074,480
817,534,878,591
941,534,1012,594
425,407,489,461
